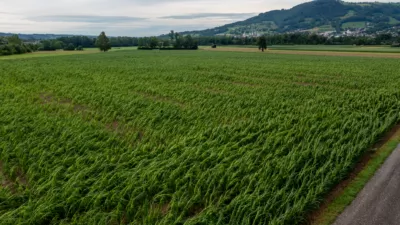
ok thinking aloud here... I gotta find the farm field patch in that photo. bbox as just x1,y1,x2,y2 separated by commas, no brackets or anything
203,45,400,54
268,45,400,53
203,46,400,58
341,22,366,29
1,50,400,224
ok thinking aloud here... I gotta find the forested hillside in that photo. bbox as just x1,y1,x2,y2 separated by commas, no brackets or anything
179,0,400,36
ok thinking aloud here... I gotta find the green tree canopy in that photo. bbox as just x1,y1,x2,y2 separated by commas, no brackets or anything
149,37,159,49
0,37,8,45
95,31,111,52
64,43,75,51
52,41,63,50
173,33,182,48
7,35,22,45
163,39,170,48
257,36,267,52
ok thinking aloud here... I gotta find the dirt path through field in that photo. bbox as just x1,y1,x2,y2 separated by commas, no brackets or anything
333,144,400,225
203,47,400,58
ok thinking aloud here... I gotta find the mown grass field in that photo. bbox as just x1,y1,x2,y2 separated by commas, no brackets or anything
270,45,400,53
0,47,137,60
2,45,398,61
341,22,366,29
1,50,400,224
203,45,400,53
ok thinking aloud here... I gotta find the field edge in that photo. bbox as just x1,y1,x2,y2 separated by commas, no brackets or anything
202,47,400,58
308,124,400,225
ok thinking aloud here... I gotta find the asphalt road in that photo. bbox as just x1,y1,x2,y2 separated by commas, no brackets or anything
333,145,400,225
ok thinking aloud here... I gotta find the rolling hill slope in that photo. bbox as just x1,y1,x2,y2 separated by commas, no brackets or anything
181,0,400,36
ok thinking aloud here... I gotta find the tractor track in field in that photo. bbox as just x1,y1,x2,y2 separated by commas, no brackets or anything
203,48,400,58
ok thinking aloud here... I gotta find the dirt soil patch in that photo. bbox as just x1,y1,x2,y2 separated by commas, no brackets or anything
40,93,89,113
0,161,28,193
106,120,144,143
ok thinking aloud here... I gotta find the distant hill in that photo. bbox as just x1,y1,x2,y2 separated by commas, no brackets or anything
0,32,96,40
179,0,400,36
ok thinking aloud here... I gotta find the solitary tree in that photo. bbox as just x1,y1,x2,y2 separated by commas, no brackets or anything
257,35,267,52
96,31,111,52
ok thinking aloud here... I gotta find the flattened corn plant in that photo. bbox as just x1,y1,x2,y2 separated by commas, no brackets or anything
0,51,400,224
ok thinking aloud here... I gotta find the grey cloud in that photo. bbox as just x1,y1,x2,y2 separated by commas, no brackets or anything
160,13,257,20
104,0,212,6
72,23,214,36
28,15,147,23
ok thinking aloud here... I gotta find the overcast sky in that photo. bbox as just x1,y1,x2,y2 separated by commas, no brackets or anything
0,0,395,36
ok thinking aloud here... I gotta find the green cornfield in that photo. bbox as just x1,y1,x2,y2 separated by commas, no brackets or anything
1,50,400,224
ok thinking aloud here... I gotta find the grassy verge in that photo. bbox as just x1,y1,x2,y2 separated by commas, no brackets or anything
311,127,400,225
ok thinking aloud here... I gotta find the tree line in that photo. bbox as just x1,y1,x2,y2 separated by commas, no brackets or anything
194,33,400,46
39,33,133,51
40,39,85,51
0,35,40,56
137,31,198,50
4,30,399,56
38,31,199,51
38,32,400,52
